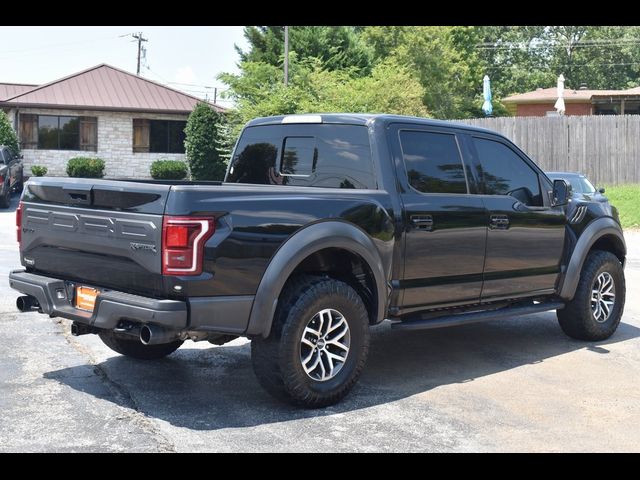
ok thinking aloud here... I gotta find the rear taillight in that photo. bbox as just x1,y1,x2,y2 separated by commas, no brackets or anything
16,201,22,246
162,216,215,275
0,175,4,183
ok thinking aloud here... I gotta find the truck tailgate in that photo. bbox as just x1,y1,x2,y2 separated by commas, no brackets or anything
20,178,170,297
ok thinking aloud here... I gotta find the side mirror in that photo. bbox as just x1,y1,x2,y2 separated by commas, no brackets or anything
598,187,606,194
552,179,569,206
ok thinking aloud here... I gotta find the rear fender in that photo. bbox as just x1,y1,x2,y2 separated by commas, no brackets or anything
245,220,389,338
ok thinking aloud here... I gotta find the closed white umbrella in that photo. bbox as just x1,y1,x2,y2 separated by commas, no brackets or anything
554,74,566,115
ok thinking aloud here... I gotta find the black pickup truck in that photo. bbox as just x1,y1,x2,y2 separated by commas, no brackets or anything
10,114,626,407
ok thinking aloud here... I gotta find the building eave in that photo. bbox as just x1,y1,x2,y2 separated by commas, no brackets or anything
503,98,592,105
0,102,199,115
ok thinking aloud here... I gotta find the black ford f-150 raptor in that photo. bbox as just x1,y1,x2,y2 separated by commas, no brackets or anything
10,114,626,407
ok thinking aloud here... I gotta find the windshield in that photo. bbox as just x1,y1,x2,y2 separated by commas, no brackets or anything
568,176,596,194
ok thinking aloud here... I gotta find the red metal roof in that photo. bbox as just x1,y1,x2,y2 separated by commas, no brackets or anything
1,64,223,113
503,86,640,104
0,82,38,101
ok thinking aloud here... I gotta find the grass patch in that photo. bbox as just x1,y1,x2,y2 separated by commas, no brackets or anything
605,184,640,229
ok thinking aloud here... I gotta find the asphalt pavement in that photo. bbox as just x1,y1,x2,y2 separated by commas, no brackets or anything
1,191,639,452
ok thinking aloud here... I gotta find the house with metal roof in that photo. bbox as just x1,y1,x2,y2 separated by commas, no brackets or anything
0,64,223,177
503,85,640,117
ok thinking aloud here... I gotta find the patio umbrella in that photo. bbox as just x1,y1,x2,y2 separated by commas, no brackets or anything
482,75,493,116
554,74,566,115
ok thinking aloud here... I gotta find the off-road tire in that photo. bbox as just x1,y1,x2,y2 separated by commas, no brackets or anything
557,250,625,341
252,275,370,408
98,330,183,360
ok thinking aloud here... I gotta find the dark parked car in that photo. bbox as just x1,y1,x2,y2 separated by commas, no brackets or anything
547,171,609,204
9,114,627,407
0,145,23,208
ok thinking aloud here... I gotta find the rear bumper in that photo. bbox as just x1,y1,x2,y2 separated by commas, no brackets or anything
9,270,254,335
9,270,187,330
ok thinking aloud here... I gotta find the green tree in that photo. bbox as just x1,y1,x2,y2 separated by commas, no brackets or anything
546,26,640,89
473,26,553,99
238,26,374,75
363,26,482,118
219,57,428,133
226,25,640,122
473,26,640,98
184,103,226,180
0,111,19,156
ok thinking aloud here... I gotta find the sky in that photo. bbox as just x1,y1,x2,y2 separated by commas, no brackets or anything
0,26,250,107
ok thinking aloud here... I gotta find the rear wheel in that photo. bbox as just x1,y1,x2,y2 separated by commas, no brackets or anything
98,330,183,360
251,275,370,408
557,250,625,341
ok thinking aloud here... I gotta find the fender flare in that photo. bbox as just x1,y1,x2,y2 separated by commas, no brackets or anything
559,217,626,300
245,220,389,338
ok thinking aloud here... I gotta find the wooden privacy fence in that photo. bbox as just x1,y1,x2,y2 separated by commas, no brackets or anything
456,115,640,185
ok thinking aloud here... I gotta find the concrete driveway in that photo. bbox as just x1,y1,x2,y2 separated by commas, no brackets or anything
1,191,639,452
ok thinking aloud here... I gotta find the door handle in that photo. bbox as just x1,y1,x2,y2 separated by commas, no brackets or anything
410,215,433,231
489,214,509,230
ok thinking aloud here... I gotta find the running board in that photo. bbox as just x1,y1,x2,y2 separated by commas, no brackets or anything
391,301,565,331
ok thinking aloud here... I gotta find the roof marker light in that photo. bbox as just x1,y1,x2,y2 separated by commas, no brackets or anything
282,115,322,124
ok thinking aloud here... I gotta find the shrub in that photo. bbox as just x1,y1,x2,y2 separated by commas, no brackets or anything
66,157,105,178
185,102,227,180
31,165,48,177
150,160,188,180
0,111,19,156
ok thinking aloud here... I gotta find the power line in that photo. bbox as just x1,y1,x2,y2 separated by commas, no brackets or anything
476,39,640,50
168,81,214,88
0,34,118,55
486,61,640,70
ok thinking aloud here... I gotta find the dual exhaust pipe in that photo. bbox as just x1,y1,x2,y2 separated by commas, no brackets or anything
16,295,39,312
139,324,178,345
72,321,176,345
17,295,176,345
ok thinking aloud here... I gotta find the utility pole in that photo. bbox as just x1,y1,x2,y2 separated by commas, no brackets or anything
284,26,289,86
131,32,148,76
213,87,217,105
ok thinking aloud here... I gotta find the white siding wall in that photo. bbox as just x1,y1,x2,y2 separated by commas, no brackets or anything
10,108,188,178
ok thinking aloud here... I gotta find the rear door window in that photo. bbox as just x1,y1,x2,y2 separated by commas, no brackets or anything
399,130,468,194
227,124,376,189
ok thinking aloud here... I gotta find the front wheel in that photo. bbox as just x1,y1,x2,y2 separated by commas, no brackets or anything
98,330,183,360
557,250,625,341
0,183,9,208
251,275,370,408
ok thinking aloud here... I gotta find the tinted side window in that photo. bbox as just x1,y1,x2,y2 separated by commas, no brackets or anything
399,130,467,194
1,150,9,163
227,124,375,189
473,137,542,206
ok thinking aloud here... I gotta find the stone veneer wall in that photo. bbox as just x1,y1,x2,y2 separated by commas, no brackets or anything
7,108,188,178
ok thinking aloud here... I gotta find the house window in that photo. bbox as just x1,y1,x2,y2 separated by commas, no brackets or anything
19,114,97,151
132,119,186,153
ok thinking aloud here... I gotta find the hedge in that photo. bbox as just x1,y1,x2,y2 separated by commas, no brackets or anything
150,160,188,180
66,157,105,178
31,165,48,177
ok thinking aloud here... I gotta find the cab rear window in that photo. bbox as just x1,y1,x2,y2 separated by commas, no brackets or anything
226,124,376,189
